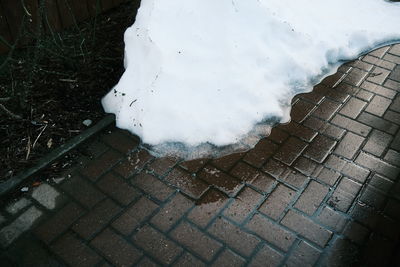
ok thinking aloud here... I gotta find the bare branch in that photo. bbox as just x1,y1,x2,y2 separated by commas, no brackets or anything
0,103,22,119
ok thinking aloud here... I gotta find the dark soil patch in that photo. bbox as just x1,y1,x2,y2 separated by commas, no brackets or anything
0,1,141,181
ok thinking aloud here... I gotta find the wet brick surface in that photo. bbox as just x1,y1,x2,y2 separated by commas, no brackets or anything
1,44,400,266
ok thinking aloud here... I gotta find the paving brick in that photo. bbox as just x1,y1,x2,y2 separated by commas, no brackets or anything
83,139,109,158
173,252,205,267
5,198,31,215
324,155,347,172
365,95,392,116
259,184,296,220
62,175,105,208
208,217,260,257
278,122,317,142
331,114,371,137
361,80,397,98
384,149,400,167
293,156,318,176
31,183,61,210
187,189,229,228
384,78,400,90
97,172,141,205
391,133,400,151
81,149,121,181
248,243,284,267
322,124,346,140
351,202,380,229
281,210,332,247
383,53,400,64
384,110,400,125
341,162,370,183
35,202,85,244
262,158,288,178
316,206,347,233
356,89,374,101
367,66,391,84
148,157,177,176
112,196,158,235
180,158,208,173
304,134,336,163
294,181,329,215
198,165,243,197
267,127,290,144
230,161,266,183
327,86,351,103
389,65,400,82
316,167,340,186
50,232,101,267
389,95,400,113
223,187,264,223
290,99,316,122
274,137,307,166
347,59,373,72
369,173,394,193
281,170,308,189
389,44,400,56
133,225,182,265
246,214,295,251
91,228,142,266
165,168,209,199
285,241,321,267
328,177,362,212
343,221,370,245
211,152,244,171
0,207,43,248
321,71,346,88
369,46,390,58
170,221,222,262
248,171,275,193
150,193,192,232
321,237,360,267
131,172,175,201
356,151,400,180
359,186,386,210
243,139,278,167
303,116,326,131
300,86,325,104
384,199,400,221
357,112,398,135
334,132,364,159
363,129,392,157
342,67,368,86
113,149,153,178
339,97,367,119
211,249,246,267
101,130,138,154
72,199,122,240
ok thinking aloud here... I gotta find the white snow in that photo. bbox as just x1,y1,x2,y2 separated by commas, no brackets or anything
102,0,400,159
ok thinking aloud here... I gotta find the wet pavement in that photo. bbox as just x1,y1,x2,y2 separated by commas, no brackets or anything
1,44,400,266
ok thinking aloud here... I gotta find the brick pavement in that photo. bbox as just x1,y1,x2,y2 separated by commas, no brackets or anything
1,44,400,266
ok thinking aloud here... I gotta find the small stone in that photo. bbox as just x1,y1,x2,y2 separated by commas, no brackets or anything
82,119,93,127
6,198,31,215
31,184,60,210
20,187,29,192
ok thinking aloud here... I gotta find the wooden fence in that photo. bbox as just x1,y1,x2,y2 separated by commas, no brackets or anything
0,0,130,54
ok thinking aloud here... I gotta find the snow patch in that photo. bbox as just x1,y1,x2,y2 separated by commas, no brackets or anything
102,0,400,159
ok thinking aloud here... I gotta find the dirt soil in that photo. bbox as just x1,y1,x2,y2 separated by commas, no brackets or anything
0,1,141,181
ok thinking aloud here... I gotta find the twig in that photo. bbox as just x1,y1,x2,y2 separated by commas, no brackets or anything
0,97,11,102
32,124,47,149
26,136,31,160
0,103,22,119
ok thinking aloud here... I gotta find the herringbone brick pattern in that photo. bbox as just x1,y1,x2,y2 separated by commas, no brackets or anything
1,44,400,266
